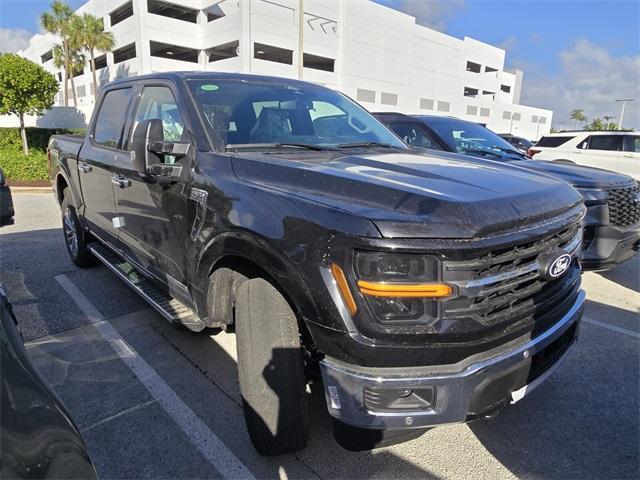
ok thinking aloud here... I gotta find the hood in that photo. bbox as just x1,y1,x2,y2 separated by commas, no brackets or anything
463,148,635,189
513,160,636,189
231,149,582,239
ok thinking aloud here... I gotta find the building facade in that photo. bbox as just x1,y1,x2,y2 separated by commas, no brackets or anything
17,0,552,139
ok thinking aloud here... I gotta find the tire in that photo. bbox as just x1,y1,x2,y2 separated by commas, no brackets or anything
235,277,310,456
61,188,98,268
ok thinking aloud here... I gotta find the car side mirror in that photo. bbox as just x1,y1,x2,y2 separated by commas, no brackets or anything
131,119,190,177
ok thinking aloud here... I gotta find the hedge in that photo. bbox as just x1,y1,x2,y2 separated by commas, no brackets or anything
0,127,85,182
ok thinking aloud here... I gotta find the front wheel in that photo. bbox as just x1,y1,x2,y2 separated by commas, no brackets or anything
235,277,310,456
61,189,98,268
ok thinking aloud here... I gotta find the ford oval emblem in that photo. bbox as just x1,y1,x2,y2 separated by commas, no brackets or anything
548,253,572,279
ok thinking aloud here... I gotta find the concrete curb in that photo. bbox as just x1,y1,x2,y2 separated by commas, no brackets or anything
10,186,53,194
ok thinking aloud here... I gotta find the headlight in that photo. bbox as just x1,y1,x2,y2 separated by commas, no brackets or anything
576,188,607,205
349,252,452,326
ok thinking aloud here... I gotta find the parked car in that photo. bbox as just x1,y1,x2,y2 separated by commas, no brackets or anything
49,72,585,455
529,131,640,180
374,113,640,271
0,168,15,225
498,133,534,154
0,284,97,479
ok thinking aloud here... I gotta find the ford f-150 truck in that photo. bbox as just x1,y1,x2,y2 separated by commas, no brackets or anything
49,72,586,455
374,113,640,271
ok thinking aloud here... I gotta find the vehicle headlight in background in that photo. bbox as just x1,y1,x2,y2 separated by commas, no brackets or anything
576,188,608,206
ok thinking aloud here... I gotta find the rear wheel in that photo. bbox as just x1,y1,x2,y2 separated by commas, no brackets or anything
235,277,310,456
61,189,98,268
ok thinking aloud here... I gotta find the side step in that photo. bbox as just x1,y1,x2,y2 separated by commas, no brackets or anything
88,243,205,331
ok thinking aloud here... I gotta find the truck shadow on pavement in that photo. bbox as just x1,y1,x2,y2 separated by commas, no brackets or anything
469,301,639,480
152,322,441,479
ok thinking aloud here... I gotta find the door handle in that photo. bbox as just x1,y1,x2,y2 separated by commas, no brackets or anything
111,175,131,189
78,162,92,173
624,154,634,158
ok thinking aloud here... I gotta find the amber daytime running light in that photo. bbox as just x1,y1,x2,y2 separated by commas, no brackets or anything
357,280,453,298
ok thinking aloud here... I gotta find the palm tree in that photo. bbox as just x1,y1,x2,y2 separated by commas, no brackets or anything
603,115,614,130
569,109,587,129
52,44,85,107
41,1,74,106
72,14,114,100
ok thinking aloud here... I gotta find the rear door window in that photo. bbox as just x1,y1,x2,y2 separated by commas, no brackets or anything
586,135,623,151
93,88,132,148
622,136,640,153
535,136,575,148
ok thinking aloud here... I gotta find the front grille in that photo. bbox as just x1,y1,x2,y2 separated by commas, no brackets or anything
608,185,640,227
442,224,582,333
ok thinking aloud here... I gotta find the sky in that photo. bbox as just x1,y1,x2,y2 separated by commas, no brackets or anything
1,0,639,129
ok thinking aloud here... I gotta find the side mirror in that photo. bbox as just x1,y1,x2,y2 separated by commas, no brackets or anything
130,119,191,176
131,119,163,173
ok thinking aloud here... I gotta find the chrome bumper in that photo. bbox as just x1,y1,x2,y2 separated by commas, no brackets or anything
320,290,585,430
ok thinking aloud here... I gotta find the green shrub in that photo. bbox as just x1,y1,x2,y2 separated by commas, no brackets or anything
0,149,49,182
0,127,85,152
0,128,85,182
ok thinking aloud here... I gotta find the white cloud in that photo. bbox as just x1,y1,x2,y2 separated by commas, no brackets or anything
0,28,33,54
498,36,517,52
381,0,466,31
520,39,640,130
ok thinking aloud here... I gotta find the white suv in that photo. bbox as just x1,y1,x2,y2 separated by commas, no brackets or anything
530,131,640,180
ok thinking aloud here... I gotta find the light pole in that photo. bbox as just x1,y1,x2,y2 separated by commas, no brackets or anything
298,0,304,79
615,99,634,130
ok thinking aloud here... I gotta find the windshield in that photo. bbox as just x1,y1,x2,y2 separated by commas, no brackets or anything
187,79,407,151
422,117,523,160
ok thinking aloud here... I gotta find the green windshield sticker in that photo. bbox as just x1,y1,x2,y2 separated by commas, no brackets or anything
200,84,219,91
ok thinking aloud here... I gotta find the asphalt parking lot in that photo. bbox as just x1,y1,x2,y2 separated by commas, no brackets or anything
1,192,639,480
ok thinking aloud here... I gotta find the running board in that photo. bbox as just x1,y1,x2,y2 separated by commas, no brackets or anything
88,243,205,332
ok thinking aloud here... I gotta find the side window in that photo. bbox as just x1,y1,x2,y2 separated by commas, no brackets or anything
623,136,640,153
387,122,442,150
134,86,185,143
93,88,132,148
587,135,623,151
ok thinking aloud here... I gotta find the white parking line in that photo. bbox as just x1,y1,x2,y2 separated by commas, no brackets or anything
583,316,640,340
55,274,256,480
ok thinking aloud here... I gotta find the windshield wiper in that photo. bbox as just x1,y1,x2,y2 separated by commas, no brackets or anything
337,142,401,149
489,145,525,157
462,148,503,159
226,143,330,151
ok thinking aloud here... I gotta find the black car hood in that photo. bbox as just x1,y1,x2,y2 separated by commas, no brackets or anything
231,149,582,239
463,148,635,188
511,159,635,188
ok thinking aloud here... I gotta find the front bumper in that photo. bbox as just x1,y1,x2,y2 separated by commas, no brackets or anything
581,223,640,271
320,289,585,430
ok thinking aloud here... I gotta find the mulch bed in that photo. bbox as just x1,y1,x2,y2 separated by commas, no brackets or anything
6,179,50,187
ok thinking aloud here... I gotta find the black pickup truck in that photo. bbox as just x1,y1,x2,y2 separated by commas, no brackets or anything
49,72,585,455
374,113,640,270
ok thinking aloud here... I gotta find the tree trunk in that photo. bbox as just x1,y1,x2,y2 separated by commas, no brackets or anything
90,49,98,101
69,66,78,107
19,113,28,156
63,39,69,107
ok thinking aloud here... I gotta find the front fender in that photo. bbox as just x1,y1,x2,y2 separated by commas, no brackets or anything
194,229,326,329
